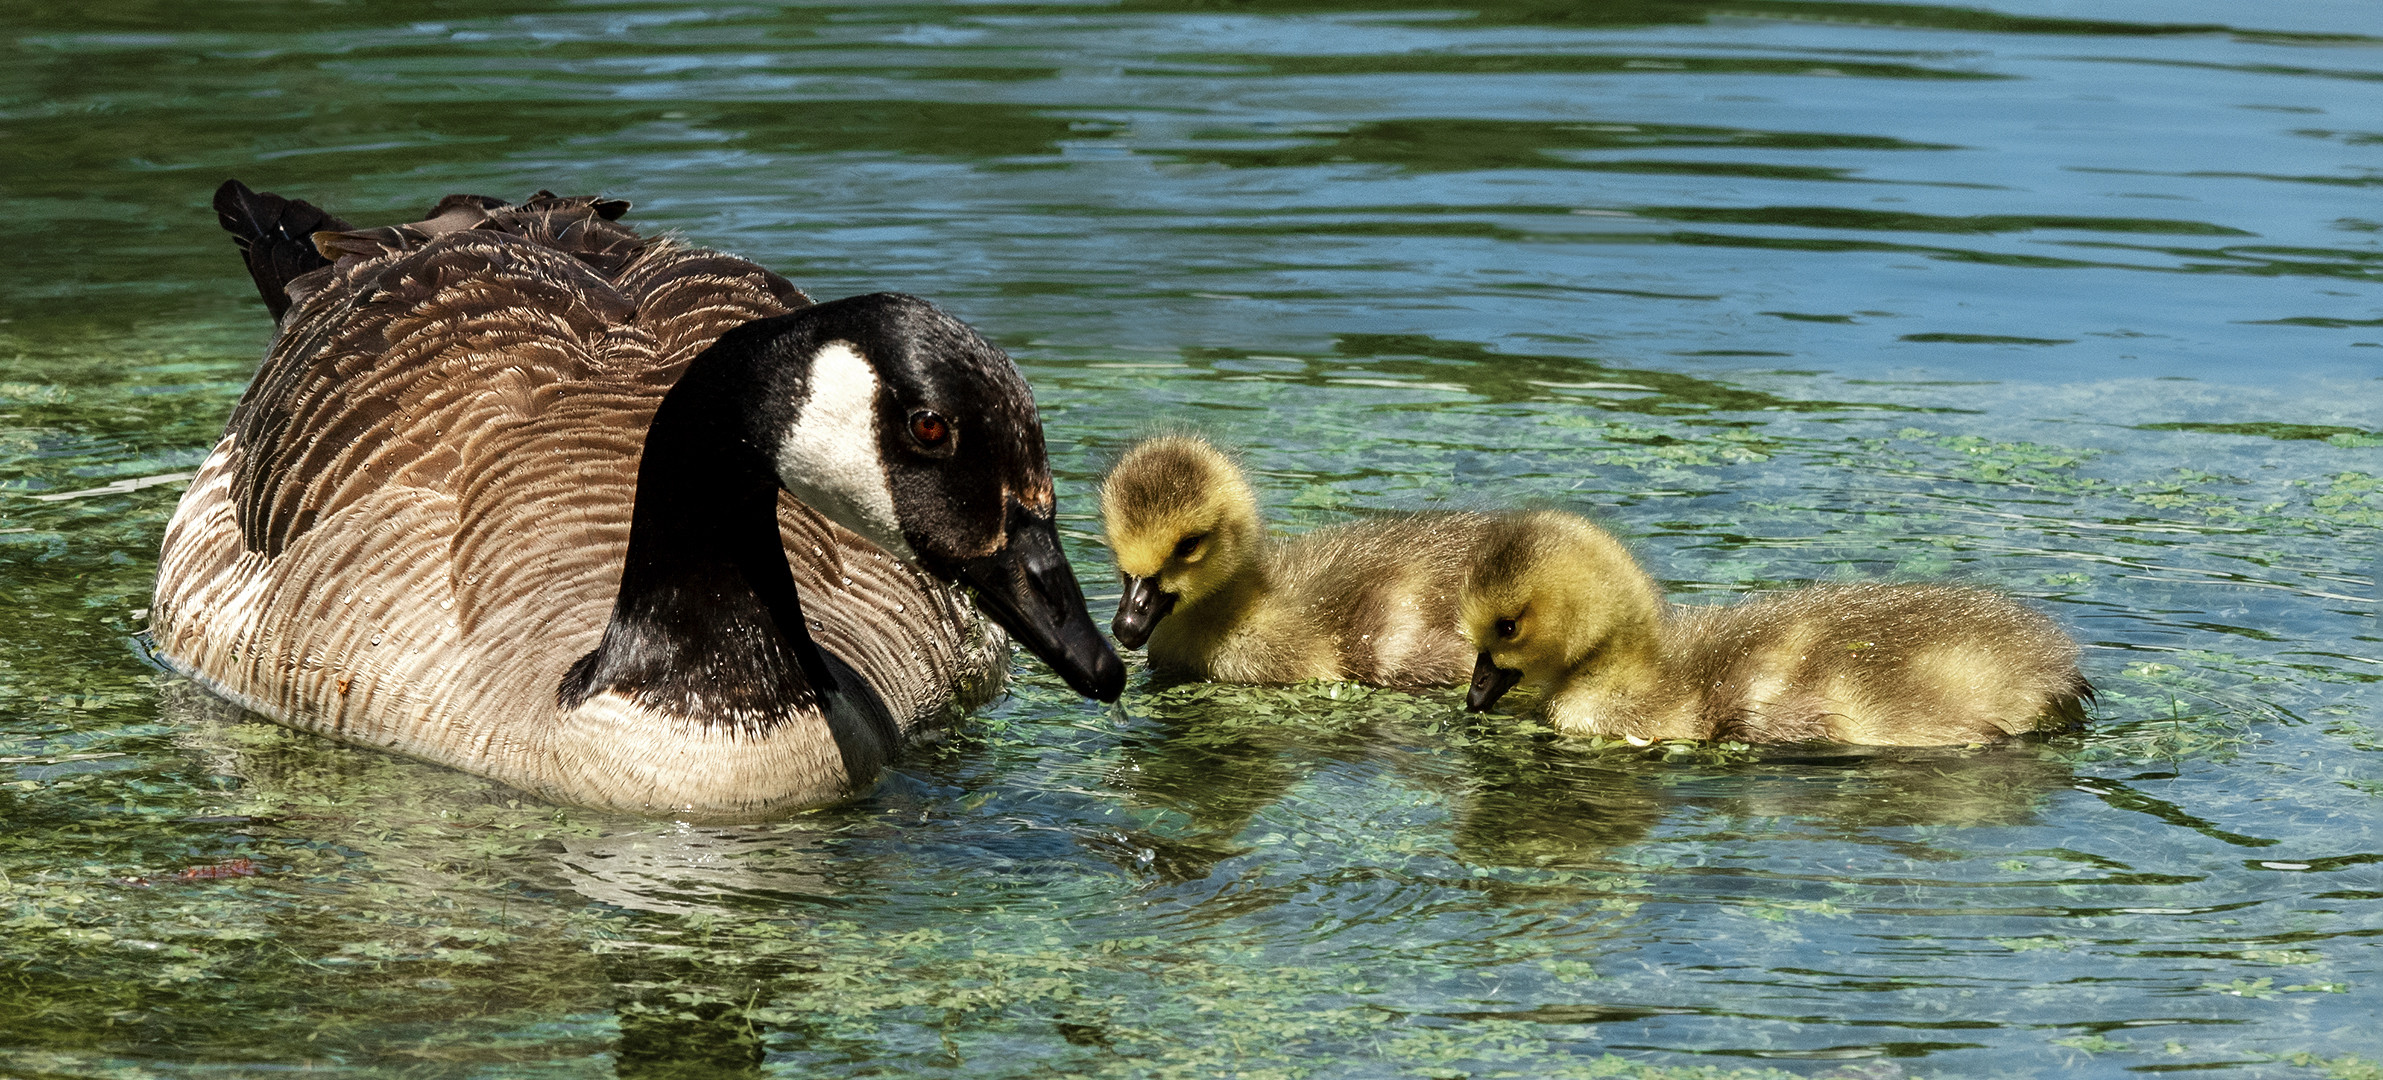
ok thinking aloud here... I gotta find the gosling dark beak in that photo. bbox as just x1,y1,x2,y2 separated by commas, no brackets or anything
951,501,1126,703
1110,574,1178,650
1466,652,1524,713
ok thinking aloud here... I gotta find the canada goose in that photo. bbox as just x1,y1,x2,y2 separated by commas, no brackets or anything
151,181,1124,820
1459,510,2090,745
1099,433,1494,687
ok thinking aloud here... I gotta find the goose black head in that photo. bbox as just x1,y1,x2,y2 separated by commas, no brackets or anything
720,292,1124,702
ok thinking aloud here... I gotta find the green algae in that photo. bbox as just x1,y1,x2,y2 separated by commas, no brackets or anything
6,0,2383,1074
2140,422,2382,442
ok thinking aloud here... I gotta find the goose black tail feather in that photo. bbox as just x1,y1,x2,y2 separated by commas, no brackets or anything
212,179,353,322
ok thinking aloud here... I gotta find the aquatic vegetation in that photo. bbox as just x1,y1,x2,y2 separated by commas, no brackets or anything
7,0,2383,1075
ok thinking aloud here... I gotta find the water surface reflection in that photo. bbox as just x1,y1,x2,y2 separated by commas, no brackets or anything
5,0,2382,1074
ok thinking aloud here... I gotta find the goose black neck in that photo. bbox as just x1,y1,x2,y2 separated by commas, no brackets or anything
559,329,832,723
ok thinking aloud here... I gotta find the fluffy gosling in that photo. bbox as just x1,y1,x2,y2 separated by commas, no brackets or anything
1459,510,2090,746
1099,434,1493,687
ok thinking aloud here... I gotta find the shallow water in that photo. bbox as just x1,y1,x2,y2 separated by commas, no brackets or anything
4,1,2382,1076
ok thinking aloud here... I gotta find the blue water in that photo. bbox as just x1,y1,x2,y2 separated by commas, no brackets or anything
3,1,2381,1076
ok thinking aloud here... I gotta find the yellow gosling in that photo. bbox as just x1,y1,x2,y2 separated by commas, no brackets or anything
1459,510,2090,746
1099,434,1494,687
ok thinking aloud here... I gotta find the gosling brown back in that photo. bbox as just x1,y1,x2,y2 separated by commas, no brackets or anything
1671,583,2091,745
1460,510,2090,746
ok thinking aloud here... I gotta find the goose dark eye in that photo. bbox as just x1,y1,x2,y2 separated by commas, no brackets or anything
1173,533,1207,559
1495,618,1518,639
907,409,951,449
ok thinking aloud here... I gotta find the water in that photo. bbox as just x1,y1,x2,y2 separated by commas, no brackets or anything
4,1,2382,1076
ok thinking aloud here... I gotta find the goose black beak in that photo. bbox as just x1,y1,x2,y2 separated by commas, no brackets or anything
1466,652,1524,713
1110,574,1177,650
952,502,1126,703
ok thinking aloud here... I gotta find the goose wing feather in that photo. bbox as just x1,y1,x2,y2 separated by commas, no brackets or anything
155,193,1006,813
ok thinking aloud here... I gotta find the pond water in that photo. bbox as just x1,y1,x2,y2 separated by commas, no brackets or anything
5,1,2383,1076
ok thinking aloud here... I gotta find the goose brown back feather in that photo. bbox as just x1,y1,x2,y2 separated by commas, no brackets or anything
154,190,1007,819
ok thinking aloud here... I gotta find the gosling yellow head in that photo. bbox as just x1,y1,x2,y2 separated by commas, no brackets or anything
1098,434,1263,648
1459,511,1664,713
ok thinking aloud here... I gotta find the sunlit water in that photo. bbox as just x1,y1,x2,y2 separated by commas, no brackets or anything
4,1,2382,1076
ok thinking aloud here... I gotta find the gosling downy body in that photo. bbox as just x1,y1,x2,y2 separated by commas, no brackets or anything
1099,434,1493,687
1460,511,2089,746
152,181,1123,820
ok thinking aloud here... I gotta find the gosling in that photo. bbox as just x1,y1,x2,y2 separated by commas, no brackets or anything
1099,434,1494,687
1459,510,2090,746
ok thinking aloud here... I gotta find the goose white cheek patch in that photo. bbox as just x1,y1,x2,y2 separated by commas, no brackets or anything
775,342,916,560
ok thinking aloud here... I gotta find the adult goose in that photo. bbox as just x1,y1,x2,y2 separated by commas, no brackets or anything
152,181,1123,820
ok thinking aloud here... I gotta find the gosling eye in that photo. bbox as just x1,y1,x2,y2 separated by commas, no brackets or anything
1173,532,1208,560
1494,617,1518,639
906,409,953,451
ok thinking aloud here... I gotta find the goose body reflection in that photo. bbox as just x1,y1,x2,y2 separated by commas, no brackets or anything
1460,510,2091,746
